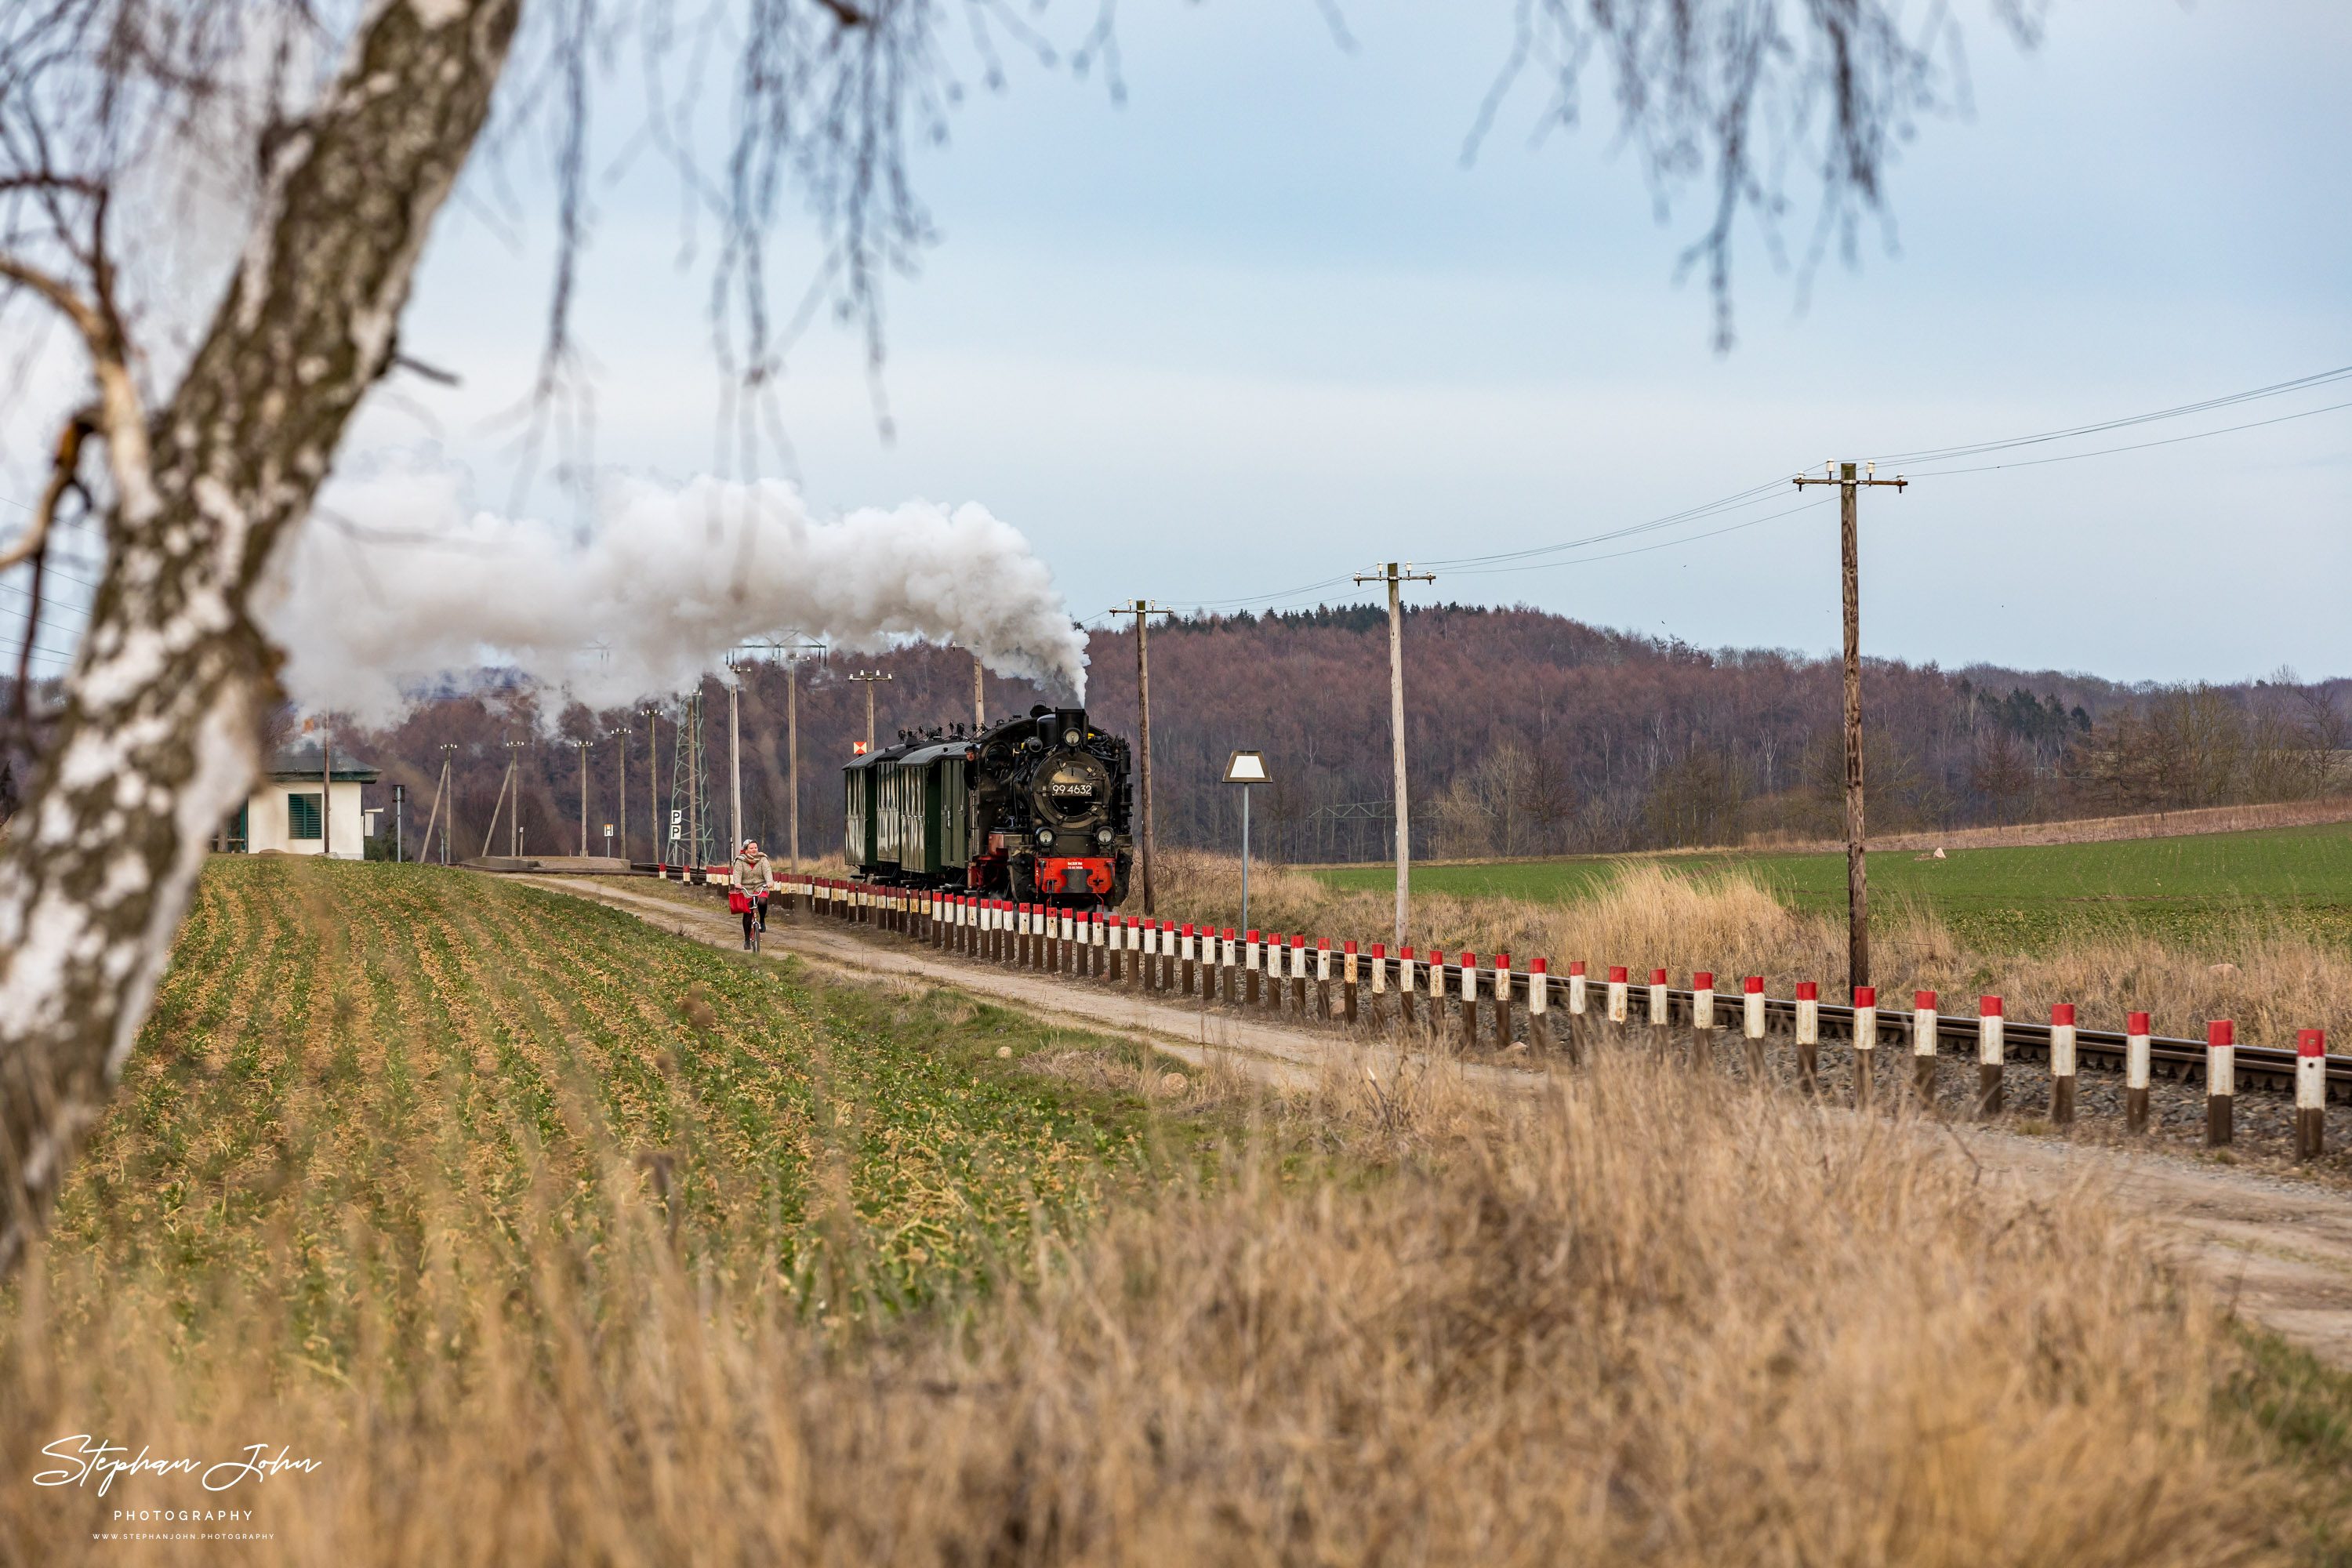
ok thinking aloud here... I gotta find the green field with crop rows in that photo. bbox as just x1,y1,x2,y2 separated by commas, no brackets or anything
1312,822,2352,949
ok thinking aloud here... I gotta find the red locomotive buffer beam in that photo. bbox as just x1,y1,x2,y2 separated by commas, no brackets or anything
1036,856,1116,897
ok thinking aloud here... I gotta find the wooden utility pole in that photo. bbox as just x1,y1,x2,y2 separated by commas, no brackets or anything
1354,562,1433,949
417,743,456,866
572,738,591,855
1791,460,1906,990
608,726,630,862
639,706,662,866
726,665,743,857
849,670,893,751
1109,600,1175,915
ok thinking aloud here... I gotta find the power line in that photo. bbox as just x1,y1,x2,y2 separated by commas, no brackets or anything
1898,397,2352,478
1871,364,2352,466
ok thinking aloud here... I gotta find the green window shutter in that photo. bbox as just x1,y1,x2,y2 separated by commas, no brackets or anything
289,792,322,840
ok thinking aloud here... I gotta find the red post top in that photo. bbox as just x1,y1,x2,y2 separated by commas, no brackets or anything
1531,957,1547,974
2129,1011,2151,1034
1915,990,1936,1009
1163,920,1177,932
1432,949,1446,965
1292,935,1305,948
1796,982,1818,1000
1569,960,1587,977
2299,1029,2326,1057
1496,953,1510,969
1462,952,1478,968
1318,937,1330,949
1608,965,1628,983
1744,976,1764,993
1247,928,1259,942
2052,1004,2077,1026
1650,967,1667,985
1853,986,1876,1007
1183,924,1195,937
1372,943,1385,958
2209,1019,2234,1048
1223,927,1235,939
1980,995,2003,1018
1403,946,1415,960
1344,940,1358,954
1693,971,1713,989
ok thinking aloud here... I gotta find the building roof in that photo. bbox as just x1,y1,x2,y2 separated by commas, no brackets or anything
262,747,382,784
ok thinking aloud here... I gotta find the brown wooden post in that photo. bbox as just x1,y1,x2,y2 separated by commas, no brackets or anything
1795,982,1820,1094
1316,938,1334,1021
2297,1029,2328,1161
2205,1018,2234,1148
1851,986,1877,1108
1976,996,2005,1120
1344,940,1360,1025
2126,1011,2151,1133
2049,1003,2078,1127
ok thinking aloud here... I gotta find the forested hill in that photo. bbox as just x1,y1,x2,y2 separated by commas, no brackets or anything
303,604,2347,866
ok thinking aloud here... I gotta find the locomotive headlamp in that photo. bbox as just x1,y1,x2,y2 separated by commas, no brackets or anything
1095,827,1112,846
1064,728,1082,748
1036,828,1056,848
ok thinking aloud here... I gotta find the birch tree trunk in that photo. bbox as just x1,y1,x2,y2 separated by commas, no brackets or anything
0,0,522,1279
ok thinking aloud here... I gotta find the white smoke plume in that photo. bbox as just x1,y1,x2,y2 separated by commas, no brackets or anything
259,454,1088,723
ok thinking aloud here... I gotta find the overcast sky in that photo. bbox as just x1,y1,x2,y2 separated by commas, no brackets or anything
14,0,2351,690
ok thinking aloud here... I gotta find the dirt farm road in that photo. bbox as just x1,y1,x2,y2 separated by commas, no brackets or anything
513,873,2352,1370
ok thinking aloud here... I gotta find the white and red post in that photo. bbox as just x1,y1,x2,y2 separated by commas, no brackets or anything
2126,1011,2151,1134
1742,976,1766,1077
2206,1019,2234,1148
1795,982,1819,1093
2298,1029,2328,1161
1976,996,2005,1120
1852,986,1878,1107
2049,1004,2078,1127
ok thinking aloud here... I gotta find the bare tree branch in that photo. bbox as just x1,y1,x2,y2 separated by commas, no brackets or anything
0,403,93,575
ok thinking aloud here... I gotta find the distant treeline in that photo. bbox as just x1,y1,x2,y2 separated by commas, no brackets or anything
12,604,2339,864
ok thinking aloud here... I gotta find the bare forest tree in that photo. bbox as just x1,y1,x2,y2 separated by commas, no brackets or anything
0,0,2031,1276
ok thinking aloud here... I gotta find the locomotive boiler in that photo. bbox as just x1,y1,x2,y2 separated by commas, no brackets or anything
842,704,1134,908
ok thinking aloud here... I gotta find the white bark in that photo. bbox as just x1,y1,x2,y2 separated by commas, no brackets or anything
0,0,522,1279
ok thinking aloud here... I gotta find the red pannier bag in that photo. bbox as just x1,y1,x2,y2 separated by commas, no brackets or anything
728,889,753,914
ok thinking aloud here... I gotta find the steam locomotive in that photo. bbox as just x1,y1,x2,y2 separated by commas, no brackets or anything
843,704,1134,908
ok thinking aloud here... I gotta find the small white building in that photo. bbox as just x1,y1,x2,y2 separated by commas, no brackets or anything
214,748,382,859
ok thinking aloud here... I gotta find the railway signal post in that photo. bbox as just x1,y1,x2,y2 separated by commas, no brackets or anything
1791,462,1905,990
1353,562,1434,950
1109,600,1175,915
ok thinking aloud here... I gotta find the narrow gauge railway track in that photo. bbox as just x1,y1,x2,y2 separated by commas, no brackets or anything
782,875,2352,1105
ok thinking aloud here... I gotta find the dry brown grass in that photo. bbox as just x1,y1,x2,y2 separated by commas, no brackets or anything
1153,848,2352,1047
2,1044,2315,1566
